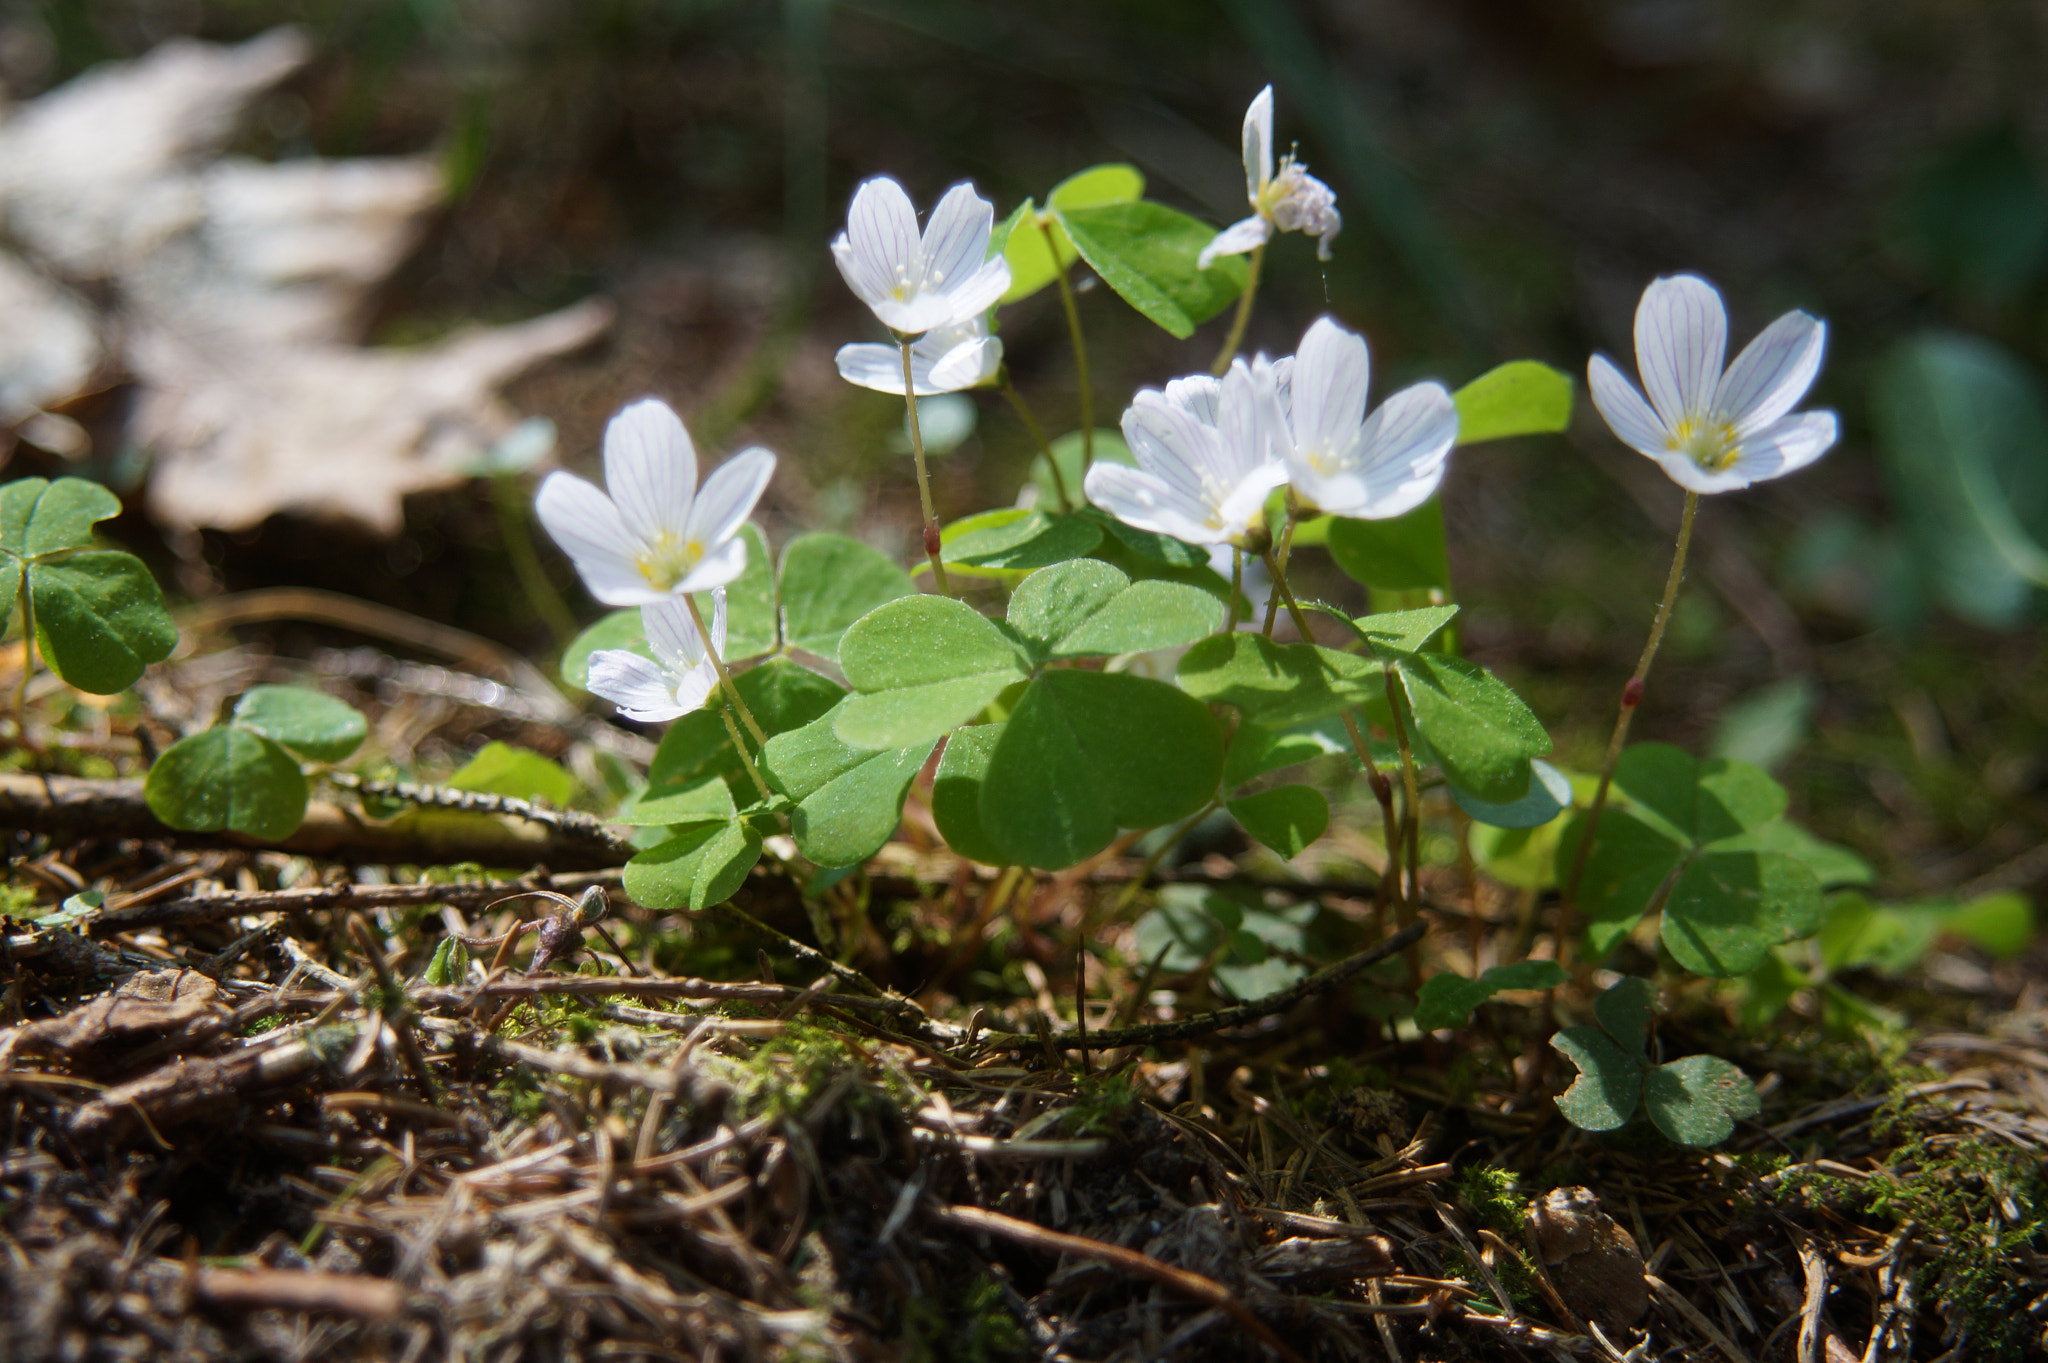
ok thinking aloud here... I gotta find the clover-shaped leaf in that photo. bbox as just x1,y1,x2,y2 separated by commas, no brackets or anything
1413,960,1568,1031
779,532,914,660
1642,1055,1761,1146
763,704,937,868
1177,633,1382,728
1550,1025,1642,1132
623,818,762,912
233,685,369,763
1226,784,1329,859
836,595,1029,750
144,685,367,841
1006,558,1215,662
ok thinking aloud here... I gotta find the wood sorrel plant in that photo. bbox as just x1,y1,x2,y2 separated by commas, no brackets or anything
542,87,1860,1145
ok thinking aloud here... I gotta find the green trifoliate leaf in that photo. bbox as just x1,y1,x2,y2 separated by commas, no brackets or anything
561,608,644,689
1452,758,1572,829
623,818,761,912
614,774,738,827
1943,891,2035,957
231,685,367,763
1226,784,1328,859
448,741,578,807
1050,163,1146,211
778,533,914,660
1551,1025,1644,1132
15,477,124,557
1131,885,1314,1001
1177,633,1382,728
1005,558,1215,662
930,723,1009,866
1392,652,1549,804
29,551,178,694
977,671,1222,870
1593,976,1656,1054
1412,961,1569,1031
1642,1054,1760,1146
1223,716,1355,791
1665,849,1825,976
0,478,44,553
145,728,309,841
1326,500,1450,592
1054,201,1250,339
1711,819,1873,889
1079,505,1209,568
941,508,1101,571
722,524,780,660
761,706,937,867
1338,604,1460,656
1451,361,1573,445
835,595,1028,750
996,198,1075,304
648,657,843,797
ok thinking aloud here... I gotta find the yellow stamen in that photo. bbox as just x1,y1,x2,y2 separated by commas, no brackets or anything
633,532,703,592
1670,415,1741,472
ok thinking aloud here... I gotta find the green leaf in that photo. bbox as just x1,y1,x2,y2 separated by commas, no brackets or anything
423,936,471,986
1326,501,1450,592
779,533,915,660
1451,361,1573,445
28,551,178,694
1715,820,1874,889
1593,977,1656,1054
649,657,843,793
1550,1025,1644,1132
1054,201,1249,339
941,508,1101,570
978,671,1223,869
16,477,122,557
1226,785,1328,859
996,198,1074,304
1942,891,2034,957
1413,960,1568,1031
1452,757,1572,829
930,723,1010,865
1177,633,1382,728
1005,558,1216,661
614,774,738,827
1709,677,1818,772
622,819,762,912
1735,951,1810,1031
1871,331,2048,625
722,524,779,660
1131,885,1312,1000
1050,163,1145,211
1031,431,1132,514
1469,817,1567,891
0,555,19,620
1223,716,1353,790
1337,604,1460,657
835,595,1028,750
0,478,47,554
447,741,578,807
761,707,937,867
1642,1054,1760,1146
231,685,366,763
1391,652,1549,803
561,609,644,690
145,728,309,841
1661,848,1822,977
1079,505,1210,568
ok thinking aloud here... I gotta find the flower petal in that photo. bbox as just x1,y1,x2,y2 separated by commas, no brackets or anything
684,446,776,555
587,650,688,723
709,585,728,656
872,291,960,336
1160,373,1223,426
1243,85,1274,200
603,398,697,544
1084,462,1225,545
674,535,750,596
1342,381,1456,518
1124,391,1224,511
1198,215,1270,270
840,176,920,307
1289,317,1370,470
921,182,995,297
669,662,719,717
1633,274,1727,426
1716,310,1826,434
1588,354,1672,458
925,335,1002,392
1213,459,1290,541
1730,409,1838,482
535,471,661,606
642,596,705,673
836,341,917,395
1217,359,1280,482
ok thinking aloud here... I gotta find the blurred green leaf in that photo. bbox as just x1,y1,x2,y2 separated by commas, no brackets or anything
448,741,578,807
1452,361,1573,445
232,686,366,763
1226,784,1328,859
1413,960,1568,1031
1326,500,1449,592
145,728,308,841
1709,677,1817,772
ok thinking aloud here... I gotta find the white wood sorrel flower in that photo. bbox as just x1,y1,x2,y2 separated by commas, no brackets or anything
1275,317,1457,519
535,398,774,606
586,590,725,723
1589,274,1837,494
1086,361,1289,548
832,177,1011,336
835,316,1002,395
1198,85,1342,270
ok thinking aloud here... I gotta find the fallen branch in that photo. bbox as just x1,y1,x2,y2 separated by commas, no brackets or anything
85,871,619,934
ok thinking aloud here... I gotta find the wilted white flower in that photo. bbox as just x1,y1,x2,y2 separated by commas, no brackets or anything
832,177,1011,336
1275,317,1456,519
835,315,1003,395
586,590,725,723
536,398,774,606
1588,274,1837,495
1085,360,1289,547
1198,86,1342,270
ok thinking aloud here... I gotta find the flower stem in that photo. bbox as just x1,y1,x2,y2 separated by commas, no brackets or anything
1039,218,1094,469
1341,709,1407,943
999,375,1070,513
718,702,775,805
1226,549,1244,633
1262,509,1298,635
1211,242,1265,377
684,591,767,750
1557,489,1700,968
1383,670,1425,910
901,340,952,596
1261,546,1314,641
12,573,37,754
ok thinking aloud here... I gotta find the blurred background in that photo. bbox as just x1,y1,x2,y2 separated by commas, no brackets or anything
1,0,2044,909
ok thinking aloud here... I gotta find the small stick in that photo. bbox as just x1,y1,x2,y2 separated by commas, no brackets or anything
346,917,440,1106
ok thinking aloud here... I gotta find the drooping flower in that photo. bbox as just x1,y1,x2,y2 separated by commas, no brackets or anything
586,590,725,723
1588,274,1837,494
832,177,1011,336
1085,360,1290,547
535,398,774,606
1273,317,1457,519
1198,86,1342,270
835,315,1003,396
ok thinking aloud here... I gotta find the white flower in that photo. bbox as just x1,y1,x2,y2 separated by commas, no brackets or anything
832,177,1011,336
1198,86,1342,270
1275,317,1457,519
1085,360,1290,547
835,316,1003,396
535,398,774,606
586,590,725,723
1589,274,1837,494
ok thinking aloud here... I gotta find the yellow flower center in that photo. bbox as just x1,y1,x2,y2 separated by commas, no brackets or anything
1670,416,1741,472
633,531,703,592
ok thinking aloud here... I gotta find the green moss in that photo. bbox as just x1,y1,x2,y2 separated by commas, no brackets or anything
1452,1163,1523,1236
1062,1071,1139,1137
